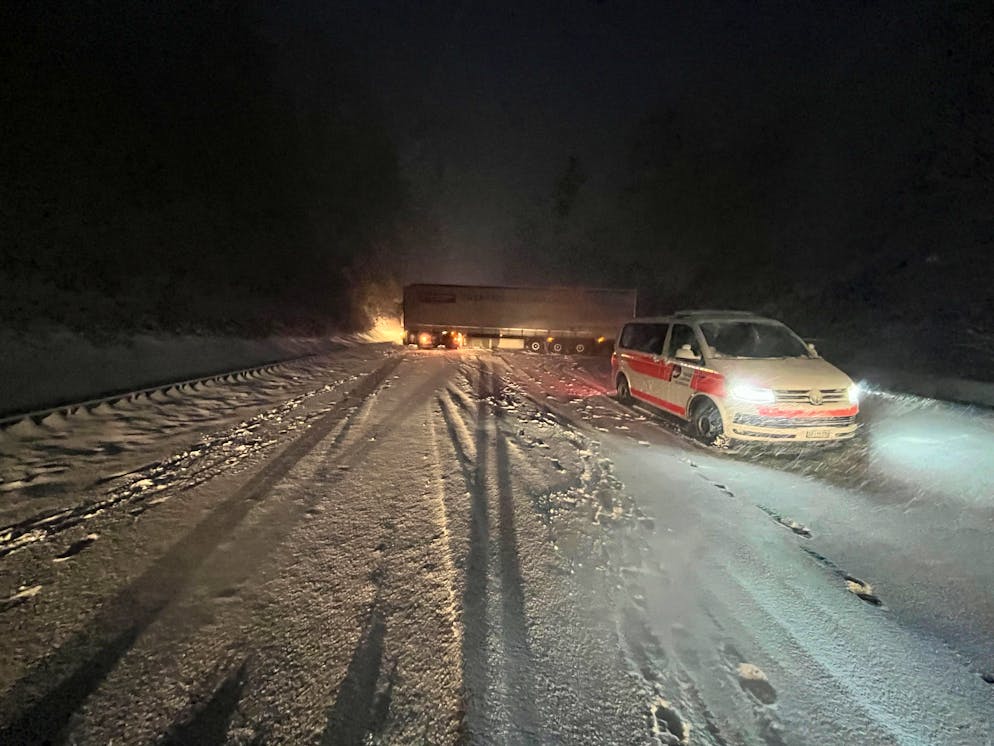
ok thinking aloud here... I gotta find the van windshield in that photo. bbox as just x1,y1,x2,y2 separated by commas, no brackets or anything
699,321,810,359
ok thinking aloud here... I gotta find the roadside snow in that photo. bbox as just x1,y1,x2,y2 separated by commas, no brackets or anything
855,366,994,408
0,345,394,529
0,327,385,416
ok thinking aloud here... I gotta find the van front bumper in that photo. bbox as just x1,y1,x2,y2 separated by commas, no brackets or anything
726,410,858,442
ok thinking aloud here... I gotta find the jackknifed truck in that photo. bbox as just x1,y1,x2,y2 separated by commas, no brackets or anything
402,283,637,353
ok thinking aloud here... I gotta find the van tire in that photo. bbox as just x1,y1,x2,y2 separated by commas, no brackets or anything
691,398,724,445
616,374,633,405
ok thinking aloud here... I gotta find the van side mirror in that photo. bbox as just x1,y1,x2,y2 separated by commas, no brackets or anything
675,344,701,362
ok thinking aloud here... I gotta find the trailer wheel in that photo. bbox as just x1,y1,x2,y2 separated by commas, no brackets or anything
551,341,565,353
526,338,545,353
572,342,587,354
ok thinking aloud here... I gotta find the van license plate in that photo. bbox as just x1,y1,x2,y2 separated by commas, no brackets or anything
806,429,830,439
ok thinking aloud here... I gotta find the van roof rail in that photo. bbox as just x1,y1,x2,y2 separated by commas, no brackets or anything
672,309,757,317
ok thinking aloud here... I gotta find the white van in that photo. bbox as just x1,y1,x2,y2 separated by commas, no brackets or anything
611,311,859,444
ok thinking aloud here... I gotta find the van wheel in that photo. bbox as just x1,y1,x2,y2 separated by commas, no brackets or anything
616,375,633,405
526,338,545,353
551,341,565,353
573,342,587,354
691,399,724,445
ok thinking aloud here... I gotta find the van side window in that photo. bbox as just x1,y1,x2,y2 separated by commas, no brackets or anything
621,323,667,354
667,324,701,358
640,324,667,355
619,324,638,349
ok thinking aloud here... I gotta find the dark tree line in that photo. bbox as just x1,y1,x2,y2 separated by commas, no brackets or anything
1,1,406,334
518,2,994,375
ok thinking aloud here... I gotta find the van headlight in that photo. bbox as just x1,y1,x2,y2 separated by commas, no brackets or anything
729,383,775,404
848,383,861,405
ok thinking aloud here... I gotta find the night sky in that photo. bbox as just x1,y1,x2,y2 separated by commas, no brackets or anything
311,1,970,285
3,1,992,363
311,2,774,279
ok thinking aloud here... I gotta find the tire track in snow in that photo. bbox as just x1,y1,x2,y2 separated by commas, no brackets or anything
0,368,362,555
0,349,393,535
78,355,459,744
438,364,493,739
513,354,994,742
490,366,541,743
468,352,684,742
307,356,464,744
427,414,464,662
0,356,403,745
686,460,886,609
484,354,673,741
502,354,785,744
437,359,541,743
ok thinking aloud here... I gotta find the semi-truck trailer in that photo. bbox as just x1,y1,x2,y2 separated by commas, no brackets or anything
402,283,637,353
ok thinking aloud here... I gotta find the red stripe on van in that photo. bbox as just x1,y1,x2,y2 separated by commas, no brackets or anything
690,369,725,396
632,388,686,416
757,405,858,417
623,352,659,377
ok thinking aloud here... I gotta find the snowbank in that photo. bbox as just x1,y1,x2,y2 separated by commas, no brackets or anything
0,328,369,416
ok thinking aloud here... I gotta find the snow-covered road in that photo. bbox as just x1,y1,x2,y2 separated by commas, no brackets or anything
0,346,991,744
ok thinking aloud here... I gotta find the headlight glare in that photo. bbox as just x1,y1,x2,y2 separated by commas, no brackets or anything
729,382,775,404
